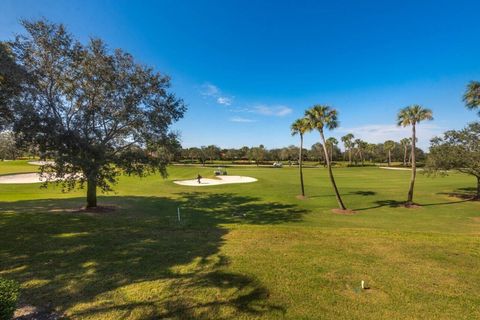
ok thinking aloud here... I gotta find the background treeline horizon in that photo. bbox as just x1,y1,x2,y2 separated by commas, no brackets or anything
176,140,425,166
0,132,425,166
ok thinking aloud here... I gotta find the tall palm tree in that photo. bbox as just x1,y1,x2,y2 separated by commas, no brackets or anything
384,140,395,167
354,139,367,165
400,138,410,166
397,105,433,205
305,105,347,210
326,137,338,162
341,133,354,164
291,118,309,197
463,81,480,116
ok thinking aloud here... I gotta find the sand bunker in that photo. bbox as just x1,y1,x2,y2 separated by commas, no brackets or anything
174,175,257,186
0,172,77,184
28,160,55,166
0,173,50,184
379,166,423,171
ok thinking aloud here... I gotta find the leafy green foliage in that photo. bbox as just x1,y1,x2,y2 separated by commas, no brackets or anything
0,43,29,130
0,278,19,320
6,19,186,207
426,122,480,198
463,80,480,116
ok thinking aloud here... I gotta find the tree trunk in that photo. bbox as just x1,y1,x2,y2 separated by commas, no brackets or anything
403,146,407,166
330,145,333,163
320,131,346,210
476,176,480,200
86,175,97,208
299,135,305,197
388,150,391,166
407,124,417,205
349,149,352,164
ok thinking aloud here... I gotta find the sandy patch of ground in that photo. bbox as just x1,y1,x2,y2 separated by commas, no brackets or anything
28,160,55,166
332,209,357,215
174,175,257,186
0,173,52,184
379,166,423,171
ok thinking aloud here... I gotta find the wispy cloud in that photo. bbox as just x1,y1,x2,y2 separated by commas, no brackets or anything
199,82,293,120
251,104,292,117
200,82,234,106
337,123,444,150
229,116,256,123
200,83,220,97
217,97,232,106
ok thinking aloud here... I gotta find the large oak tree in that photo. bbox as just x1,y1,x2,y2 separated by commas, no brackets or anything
426,122,480,199
4,20,186,208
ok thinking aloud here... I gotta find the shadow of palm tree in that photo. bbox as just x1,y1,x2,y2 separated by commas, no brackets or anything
349,191,377,196
354,199,405,211
0,193,297,318
437,187,479,201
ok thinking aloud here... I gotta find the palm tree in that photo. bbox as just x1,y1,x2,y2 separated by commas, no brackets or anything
305,105,347,210
291,118,309,197
397,105,433,205
326,137,338,163
463,81,480,116
341,133,354,164
354,139,367,165
366,143,376,162
400,138,410,166
384,140,395,167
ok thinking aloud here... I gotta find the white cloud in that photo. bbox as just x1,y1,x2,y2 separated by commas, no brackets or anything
217,97,232,106
251,105,292,117
229,116,256,123
200,83,219,97
336,123,444,150
200,82,234,106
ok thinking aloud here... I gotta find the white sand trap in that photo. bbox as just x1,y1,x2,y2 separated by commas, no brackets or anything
174,175,257,186
28,160,55,166
0,172,79,184
0,173,49,184
379,166,423,171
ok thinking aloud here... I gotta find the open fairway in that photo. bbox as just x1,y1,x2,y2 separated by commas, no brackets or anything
0,161,479,319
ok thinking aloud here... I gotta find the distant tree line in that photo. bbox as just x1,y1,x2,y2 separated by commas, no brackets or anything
177,140,425,166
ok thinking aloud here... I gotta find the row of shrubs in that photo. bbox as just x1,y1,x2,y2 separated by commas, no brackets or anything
0,278,19,320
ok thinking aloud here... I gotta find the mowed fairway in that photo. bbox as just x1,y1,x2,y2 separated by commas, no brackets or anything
0,161,479,319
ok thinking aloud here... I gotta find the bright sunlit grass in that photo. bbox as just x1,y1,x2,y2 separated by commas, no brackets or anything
0,161,479,319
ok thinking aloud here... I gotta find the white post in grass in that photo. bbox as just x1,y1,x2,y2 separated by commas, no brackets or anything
361,280,365,289
177,207,181,222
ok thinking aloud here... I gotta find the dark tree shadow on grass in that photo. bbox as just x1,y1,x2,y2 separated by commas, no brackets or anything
354,199,405,211
349,191,376,196
437,187,479,201
0,193,302,319
355,197,474,211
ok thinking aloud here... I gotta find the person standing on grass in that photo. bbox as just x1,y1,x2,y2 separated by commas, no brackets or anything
197,174,202,184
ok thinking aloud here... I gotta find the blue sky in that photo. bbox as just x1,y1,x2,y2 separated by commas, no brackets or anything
1,0,479,150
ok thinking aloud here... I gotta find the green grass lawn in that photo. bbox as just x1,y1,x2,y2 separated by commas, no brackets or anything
0,160,38,175
0,161,479,319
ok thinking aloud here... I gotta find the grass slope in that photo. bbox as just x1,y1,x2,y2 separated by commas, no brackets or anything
0,161,479,319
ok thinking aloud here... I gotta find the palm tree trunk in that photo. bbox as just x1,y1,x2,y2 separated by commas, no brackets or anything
403,146,407,166
407,124,417,205
320,131,346,210
388,150,391,166
299,135,305,197
349,149,352,164
330,145,333,162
